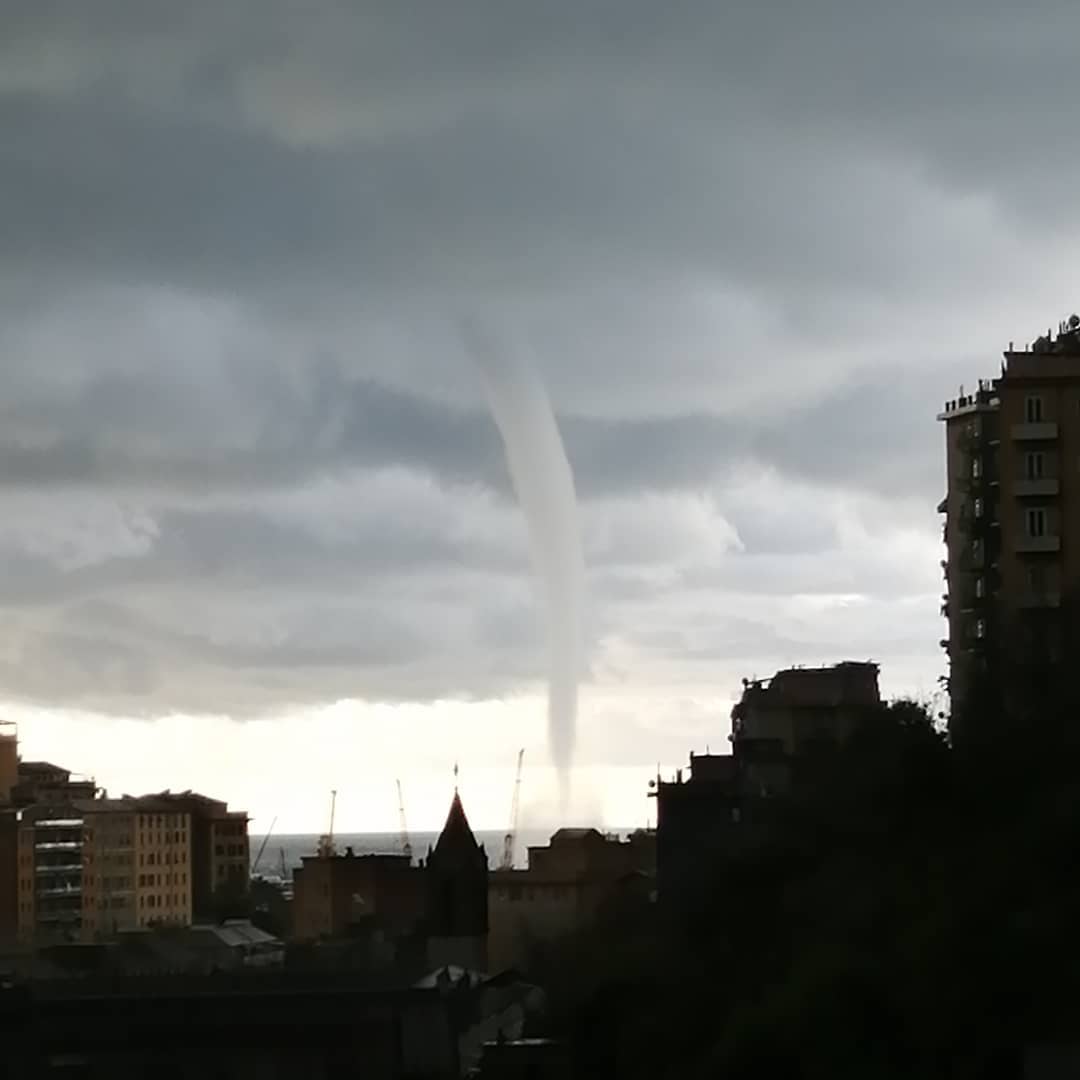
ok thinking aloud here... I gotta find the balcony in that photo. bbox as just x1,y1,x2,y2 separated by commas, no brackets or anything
1015,535,1061,553
1014,478,1059,497
1018,591,1062,609
1012,422,1059,441
37,884,82,899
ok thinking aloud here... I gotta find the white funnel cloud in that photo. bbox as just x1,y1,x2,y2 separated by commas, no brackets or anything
462,322,585,805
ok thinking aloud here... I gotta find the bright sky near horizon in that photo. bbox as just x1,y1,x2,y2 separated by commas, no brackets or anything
2,1,1078,830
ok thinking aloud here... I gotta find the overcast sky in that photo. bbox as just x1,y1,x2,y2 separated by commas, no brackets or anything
4,1,1079,833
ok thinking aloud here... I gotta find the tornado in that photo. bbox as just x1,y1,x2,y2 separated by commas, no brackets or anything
462,322,584,807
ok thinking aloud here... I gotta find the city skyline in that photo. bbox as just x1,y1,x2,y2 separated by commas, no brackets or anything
4,2,1080,829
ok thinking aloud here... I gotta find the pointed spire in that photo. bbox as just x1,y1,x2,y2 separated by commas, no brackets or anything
433,788,480,858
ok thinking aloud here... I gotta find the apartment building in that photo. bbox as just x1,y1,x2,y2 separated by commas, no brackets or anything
16,805,86,943
78,797,193,935
146,791,250,919
938,316,1080,724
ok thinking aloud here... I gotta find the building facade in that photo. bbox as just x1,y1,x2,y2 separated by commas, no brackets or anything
145,791,250,919
80,802,137,937
938,316,1080,725
16,805,86,943
291,851,423,942
80,797,193,935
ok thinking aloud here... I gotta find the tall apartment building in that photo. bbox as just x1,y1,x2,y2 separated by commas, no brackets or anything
938,316,1080,724
146,791,250,919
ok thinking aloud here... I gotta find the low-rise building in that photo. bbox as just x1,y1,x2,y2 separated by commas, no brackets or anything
291,850,424,942
488,828,655,971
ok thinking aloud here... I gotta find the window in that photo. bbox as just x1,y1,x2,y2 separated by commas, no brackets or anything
975,619,986,639
1026,507,1047,538
1026,395,1044,423
972,456,982,479
974,497,984,518
1026,452,1045,480
971,539,983,561
975,576,986,599
1027,564,1046,592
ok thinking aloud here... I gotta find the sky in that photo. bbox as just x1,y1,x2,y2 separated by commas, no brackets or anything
3,1,1080,834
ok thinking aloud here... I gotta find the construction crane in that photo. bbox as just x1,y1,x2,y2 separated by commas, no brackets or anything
251,815,278,876
499,749,525,871
396,779,413,862
316,789,337,858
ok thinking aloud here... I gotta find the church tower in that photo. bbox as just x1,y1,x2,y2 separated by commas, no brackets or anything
425,786,489,972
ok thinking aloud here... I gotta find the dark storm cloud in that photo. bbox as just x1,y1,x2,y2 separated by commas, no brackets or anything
0,0,1075,713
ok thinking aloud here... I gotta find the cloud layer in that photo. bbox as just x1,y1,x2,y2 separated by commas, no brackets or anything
3,0,1080,737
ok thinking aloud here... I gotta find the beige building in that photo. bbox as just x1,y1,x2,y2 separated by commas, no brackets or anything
938,315,1080,725
80,797,192,936
146,791,250,919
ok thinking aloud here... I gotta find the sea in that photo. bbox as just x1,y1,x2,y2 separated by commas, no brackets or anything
250,828,635,879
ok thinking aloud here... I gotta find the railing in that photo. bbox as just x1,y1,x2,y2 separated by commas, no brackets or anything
37,884,82,899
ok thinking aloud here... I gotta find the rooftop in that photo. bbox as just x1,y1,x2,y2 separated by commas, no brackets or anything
18,761,71,777
74,796,190,814
549,827,604,843
1008,315,1080,357
739,661,881,708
